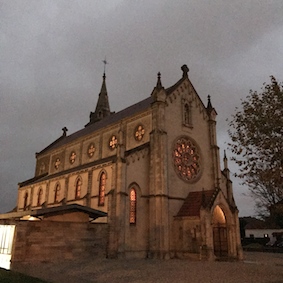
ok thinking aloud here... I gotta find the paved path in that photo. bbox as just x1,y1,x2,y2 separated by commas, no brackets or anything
13,252,283,283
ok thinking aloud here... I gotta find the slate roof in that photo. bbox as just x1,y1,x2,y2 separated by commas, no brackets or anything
38,96,153,155
176,189,218,217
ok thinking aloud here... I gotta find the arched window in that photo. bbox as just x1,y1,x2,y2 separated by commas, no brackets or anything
75,178,82,199
23,191,28,210
98,172,106,206
54,184,60,203
129,188,137,224
37,187,43,206
184,104,190,124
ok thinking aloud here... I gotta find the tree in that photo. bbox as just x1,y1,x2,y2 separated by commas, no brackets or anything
228,76,283,218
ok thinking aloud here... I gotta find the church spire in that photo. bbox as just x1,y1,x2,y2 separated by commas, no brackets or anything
86,70,111,127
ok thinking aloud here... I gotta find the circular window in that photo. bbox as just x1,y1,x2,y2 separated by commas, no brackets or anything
69,151,76,164
109,135,118,149
88,143,96,157
173,136,201,182
134,125,145,141
54,158,61,170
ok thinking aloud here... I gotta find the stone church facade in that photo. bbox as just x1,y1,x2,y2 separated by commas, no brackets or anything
14,65,242,260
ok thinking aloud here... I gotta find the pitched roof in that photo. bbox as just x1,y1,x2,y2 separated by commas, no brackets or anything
176,189,217,217
0,204,107,220
38,96,153,155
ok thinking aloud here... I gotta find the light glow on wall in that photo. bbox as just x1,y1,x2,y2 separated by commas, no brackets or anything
0,224,15,270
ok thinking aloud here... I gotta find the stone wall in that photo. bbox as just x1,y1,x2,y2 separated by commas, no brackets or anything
0,219,107,265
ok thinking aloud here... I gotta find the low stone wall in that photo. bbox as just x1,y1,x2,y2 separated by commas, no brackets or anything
0,219,107,265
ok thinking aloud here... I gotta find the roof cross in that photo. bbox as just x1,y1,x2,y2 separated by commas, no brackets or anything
102,57,108,74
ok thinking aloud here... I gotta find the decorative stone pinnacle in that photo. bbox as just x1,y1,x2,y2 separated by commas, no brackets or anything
156,72,162,90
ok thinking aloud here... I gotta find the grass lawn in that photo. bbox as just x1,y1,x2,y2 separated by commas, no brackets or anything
0,268,49,283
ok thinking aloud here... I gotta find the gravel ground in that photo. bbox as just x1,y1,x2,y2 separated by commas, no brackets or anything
13,252,283,283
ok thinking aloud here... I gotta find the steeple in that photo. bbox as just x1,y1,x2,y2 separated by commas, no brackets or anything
86,72,111,126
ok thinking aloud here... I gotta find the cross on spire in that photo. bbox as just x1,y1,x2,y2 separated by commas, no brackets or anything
102,57,108,74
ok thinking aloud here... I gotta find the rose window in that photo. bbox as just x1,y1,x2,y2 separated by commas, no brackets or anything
88,143,95,157
135,125,145,141
109,135,118,149
173,137,201,182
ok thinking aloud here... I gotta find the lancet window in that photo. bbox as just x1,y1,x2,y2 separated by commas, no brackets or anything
54,184,61,203
98,172,106,206
75,178,82,199
129,188,137,224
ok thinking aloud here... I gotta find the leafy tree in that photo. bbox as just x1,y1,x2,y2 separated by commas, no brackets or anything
228,76,283,218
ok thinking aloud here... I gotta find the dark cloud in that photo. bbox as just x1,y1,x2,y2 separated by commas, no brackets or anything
1,0,283,215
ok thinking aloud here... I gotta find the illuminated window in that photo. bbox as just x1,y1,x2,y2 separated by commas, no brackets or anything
37,187,43,206
129,188,137,224
173,136,201,182
134,125,145,141
98,172,106,206
109,135,118,149
54,158,61,169
23,191,28,210
88,143,95,157
75,178,82,199
69,151,76,164
54,184,60,203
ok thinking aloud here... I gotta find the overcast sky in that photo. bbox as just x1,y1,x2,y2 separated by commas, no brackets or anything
1,0,283,215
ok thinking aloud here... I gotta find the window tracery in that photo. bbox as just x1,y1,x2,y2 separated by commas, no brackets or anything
109,135,118,149
54,184,61,203
173,137,201,182
75,178,82,199
98,172,106,206
129,188,137,224
88,143,96,157
69,151,76,164
54,158,61,170
182,101,192,127
134,125,145,141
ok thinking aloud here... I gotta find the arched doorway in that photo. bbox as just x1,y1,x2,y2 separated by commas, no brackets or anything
212,205,228,257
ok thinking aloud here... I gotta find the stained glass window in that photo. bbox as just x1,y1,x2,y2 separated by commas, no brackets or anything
88,143,95,157
98,172,106,206
109,135,118,149
70,151,76,164
173,137,201,182
135,125,145,141
75,178,82,199
129,188,137,224
54,158,61,169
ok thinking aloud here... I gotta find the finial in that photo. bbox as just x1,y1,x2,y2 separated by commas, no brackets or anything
224,150,227,159
156,72,163,90
181,64,189,78
207,94,213,111
102,57,108,75
62,127,68,137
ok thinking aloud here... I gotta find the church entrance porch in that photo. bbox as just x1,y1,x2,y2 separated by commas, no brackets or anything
213,225,228,257
212,205,228,259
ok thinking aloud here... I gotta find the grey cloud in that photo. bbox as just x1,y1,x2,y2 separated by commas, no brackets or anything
1,0,283,214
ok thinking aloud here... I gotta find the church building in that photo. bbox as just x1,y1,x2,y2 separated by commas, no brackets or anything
2,65,243,263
